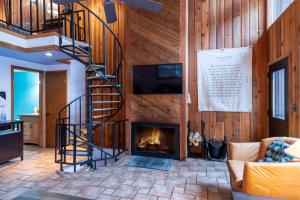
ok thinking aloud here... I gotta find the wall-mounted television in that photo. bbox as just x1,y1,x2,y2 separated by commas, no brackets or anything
133,63,183,94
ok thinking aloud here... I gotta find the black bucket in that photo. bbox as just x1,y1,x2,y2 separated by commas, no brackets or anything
205,137,228,161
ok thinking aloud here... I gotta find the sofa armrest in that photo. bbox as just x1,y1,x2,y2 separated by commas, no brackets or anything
228,142,261,161
243,162,300,199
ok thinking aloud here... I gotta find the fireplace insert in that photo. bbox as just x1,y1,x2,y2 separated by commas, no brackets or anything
131,122,180,160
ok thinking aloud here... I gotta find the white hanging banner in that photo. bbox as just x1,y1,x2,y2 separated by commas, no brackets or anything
197,47,252,112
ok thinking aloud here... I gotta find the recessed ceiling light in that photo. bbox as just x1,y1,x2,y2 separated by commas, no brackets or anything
45,52,53,57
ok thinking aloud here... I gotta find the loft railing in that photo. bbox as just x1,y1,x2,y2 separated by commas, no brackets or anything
0,0,85,38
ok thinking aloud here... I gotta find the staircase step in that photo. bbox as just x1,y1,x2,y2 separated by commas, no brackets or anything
91,93,120,96
70,142,87,149
88,85,120,88
86,75,116,80
86,65,105,72
92,114,111,119
74,53,90,57
61,45,90,55
66,145,87,152
80,128,95,136
78,45,91,53
88,64,105,68
80,128,87,135
93,108,118,112
61,47,89,57
69,137,87,143
69,140,86,146
93,100,122,104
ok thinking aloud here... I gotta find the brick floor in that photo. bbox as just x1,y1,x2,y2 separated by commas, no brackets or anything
0,146,232,200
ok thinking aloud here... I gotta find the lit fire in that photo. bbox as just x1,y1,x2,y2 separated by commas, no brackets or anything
139,128,161,148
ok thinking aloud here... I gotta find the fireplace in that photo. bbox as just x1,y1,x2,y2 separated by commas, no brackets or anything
131,122,180,160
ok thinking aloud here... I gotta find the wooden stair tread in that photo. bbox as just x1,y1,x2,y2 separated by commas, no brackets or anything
88,85,120,88
65,145,87,151
92,114,111,119
93,108,118,112
69,137,87,143
93,100,121,104
91,93,120,96
86,75,116,80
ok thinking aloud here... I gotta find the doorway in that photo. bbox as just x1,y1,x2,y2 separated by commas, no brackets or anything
269,57,289,137
46,71,67,148
11,66,43,146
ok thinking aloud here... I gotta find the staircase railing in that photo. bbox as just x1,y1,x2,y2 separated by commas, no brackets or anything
58,2,123,81
54,1,125,171
1,0,59,34
55,94,86,167
55,93,126,171
0,0,126,171
0,0,86,39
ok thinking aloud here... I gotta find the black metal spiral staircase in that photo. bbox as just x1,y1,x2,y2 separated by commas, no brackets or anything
54,2,126,172
0,0,126,172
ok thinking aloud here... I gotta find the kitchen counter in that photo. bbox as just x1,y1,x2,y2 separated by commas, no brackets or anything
19,113,39,117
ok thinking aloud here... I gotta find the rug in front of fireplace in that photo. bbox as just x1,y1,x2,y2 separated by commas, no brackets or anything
126,156,172,171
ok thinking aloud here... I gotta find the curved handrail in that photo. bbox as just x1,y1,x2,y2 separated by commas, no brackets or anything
58,93,86,120
76,2,123,77
55,2,125,170
75,2,124,122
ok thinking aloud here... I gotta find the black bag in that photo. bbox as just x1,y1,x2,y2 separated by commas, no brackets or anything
204,136,228,162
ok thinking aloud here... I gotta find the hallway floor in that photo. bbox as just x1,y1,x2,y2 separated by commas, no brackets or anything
0,146,232,200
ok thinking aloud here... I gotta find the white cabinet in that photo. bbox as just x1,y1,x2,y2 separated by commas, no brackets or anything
20,114,40,146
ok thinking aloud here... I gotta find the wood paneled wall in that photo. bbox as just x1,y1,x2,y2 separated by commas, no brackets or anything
188,0,267,142
124,0,188,159
80,0,126,147
81,0,125,68
264,0,300,138
0,0,4,21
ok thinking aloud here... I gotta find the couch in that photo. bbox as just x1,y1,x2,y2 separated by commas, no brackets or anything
227,137,300,200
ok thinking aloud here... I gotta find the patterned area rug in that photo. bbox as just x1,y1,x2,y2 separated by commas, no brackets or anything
126,156,172,171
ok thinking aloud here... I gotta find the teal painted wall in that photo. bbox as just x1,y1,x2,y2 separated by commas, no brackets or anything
14,71,39,120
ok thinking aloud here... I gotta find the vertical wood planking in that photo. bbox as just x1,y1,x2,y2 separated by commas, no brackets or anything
233,0,241,48
124,0,185,158
223,0,234,141
200,0,210,137
189,0,266,142
296,0,300,139
192,0,202,132
257,0,300,137
210,0,217,49
289,5,297,137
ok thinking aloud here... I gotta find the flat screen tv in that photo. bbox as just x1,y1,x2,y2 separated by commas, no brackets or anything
133,63,183,94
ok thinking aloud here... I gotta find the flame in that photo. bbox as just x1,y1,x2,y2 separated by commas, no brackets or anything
139,128,161,148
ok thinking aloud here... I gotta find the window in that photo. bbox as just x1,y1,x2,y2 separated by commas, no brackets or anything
271,68,286,120
268,0,294,27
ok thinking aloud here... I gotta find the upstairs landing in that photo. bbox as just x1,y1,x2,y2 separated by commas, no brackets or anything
0,27,88,65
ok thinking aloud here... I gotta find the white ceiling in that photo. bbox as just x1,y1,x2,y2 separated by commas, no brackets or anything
0,46,72,65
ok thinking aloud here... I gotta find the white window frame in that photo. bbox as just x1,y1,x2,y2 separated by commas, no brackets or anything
267,0,294,27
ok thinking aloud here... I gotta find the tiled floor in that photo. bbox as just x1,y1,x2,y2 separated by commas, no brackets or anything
0,146,232,200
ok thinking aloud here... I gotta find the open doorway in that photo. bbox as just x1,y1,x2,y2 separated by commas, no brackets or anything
11,66,43,147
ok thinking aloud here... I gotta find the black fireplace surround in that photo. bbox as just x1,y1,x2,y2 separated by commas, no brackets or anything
131,122,180,160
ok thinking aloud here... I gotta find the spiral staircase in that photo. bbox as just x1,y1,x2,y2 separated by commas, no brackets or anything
0,0,126,172
54,2,126,172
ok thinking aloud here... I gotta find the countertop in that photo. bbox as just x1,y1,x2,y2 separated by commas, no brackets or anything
19,113,40,117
